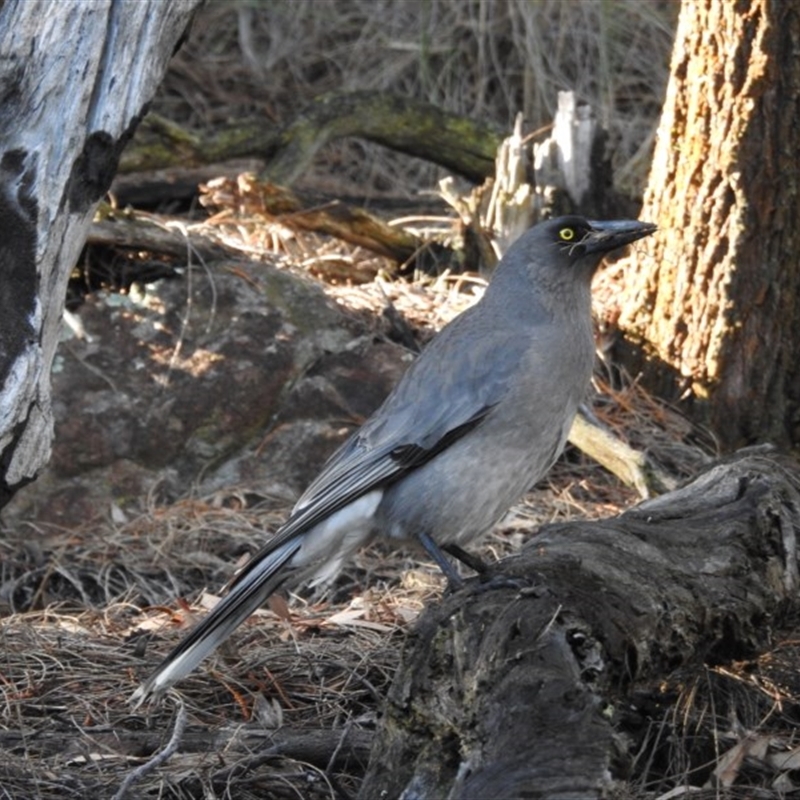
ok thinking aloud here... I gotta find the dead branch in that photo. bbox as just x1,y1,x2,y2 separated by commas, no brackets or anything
119,92,503,185
199,174,452,272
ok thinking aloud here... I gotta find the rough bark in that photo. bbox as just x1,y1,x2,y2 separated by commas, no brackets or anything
0,0,202,507
614,0,800,449
359,450,800,799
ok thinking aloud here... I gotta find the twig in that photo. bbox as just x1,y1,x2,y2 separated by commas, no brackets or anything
113,694,187,800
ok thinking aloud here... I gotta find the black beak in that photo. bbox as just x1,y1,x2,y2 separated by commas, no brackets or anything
581,219,657,255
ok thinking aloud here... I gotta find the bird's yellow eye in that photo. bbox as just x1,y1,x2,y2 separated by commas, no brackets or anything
559,227,575,241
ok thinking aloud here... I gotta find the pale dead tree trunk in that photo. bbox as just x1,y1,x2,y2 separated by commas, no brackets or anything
0,0,201,507
613,0,800,449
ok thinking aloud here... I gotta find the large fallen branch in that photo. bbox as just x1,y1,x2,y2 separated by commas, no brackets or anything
119,92,504,185
358,450,800,799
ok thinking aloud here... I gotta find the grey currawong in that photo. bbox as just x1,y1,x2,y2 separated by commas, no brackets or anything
131,214,656,704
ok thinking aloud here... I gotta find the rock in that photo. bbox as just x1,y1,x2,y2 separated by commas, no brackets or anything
3,261,408,529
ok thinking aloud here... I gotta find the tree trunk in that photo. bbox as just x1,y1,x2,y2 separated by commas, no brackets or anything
358,450,800,799
613,0,800,450
0,0,201,507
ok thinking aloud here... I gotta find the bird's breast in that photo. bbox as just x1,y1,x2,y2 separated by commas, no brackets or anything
376,316,595,548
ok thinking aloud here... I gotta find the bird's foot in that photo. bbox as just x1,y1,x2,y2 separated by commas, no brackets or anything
470,571,533,594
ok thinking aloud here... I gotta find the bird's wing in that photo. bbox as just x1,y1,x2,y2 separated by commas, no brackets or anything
272,307,534,544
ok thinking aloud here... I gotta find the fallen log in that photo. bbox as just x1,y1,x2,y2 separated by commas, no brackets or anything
119,92,503,185
359,449,800,799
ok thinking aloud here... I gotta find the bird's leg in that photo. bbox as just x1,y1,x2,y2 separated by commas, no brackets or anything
442,543,491,575
443,543,530,592
416,531,465,591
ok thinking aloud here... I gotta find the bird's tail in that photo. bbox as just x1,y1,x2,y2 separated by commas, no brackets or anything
130,537,301,707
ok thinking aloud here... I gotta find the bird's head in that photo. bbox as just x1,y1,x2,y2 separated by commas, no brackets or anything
533,215,657,278
485,215,657,315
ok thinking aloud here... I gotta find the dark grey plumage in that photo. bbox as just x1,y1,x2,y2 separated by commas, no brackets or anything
131,215,656,704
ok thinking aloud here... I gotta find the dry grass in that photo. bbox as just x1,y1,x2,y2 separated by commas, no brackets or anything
627,634,800,797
